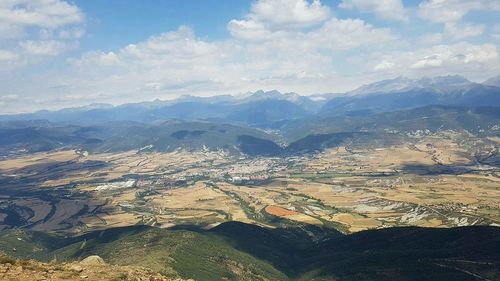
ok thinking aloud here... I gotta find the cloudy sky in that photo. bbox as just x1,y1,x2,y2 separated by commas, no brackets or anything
0,0,499,114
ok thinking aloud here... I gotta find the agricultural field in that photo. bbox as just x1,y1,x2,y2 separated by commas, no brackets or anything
0,132,499,234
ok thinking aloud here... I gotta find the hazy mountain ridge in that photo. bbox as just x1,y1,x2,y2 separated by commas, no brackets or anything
0,90,319,126
1,75,499,158
284,105,500,141
3,75,498,127
1,104,499,159
320,79,500,115
483,75,500,87
0,120,281,157
346,75,474,96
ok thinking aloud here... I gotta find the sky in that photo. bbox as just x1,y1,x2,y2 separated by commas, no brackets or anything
0,0,499,114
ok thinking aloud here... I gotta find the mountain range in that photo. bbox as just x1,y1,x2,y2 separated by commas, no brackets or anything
2,75,499,126
1,75,499,157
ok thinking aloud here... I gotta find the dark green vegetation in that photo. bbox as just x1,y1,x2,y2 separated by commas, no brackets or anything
282,105,500,140
0,120,279,157
238,135,284,156
0,222,498,281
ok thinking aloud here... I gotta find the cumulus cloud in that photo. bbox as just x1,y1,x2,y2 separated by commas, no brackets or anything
246,0,330,29
228,0,393,47
0,0,84,67
20,39,68,56
408,43,498,71
227,19,274,41
339,0,407,21
444,22,485,39
418,0,499,39
418,0,477,23
360,42,500,80
411,54,443,69
0,0,83,29
311,18,394,50
228,0,332,40
374,60,396,71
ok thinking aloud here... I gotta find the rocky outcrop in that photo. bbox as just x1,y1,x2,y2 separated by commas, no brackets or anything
0,252,183,281
79,255,105,266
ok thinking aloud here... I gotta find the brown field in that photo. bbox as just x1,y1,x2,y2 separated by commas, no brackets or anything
1,132,499,234
0,150,79,171
265,205,300,216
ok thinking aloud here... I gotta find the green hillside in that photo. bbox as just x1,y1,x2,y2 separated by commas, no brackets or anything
0,222,498,281
282,105,500,142
0,120,280,157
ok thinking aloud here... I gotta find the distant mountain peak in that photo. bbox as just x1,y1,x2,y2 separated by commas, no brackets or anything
175,94,235,104
59,103,114,113
347,76,414,96
238,90,315,107
415,75,471,92
483,75,500,87
418,74,469,82
348,75,474,96
242,90,284,100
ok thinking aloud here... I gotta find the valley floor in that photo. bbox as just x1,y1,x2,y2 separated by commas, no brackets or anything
0,131,498,234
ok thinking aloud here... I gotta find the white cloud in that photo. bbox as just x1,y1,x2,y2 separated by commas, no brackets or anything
339,0,407,21
407,43,498,71
0,0,83,29
0,0,84,68
248,0,330,29
411,55,443,69
228,0,331,40
228,19,274,41
418,32,443,45
417,0,500,23
418,0,499,39
460,44,498,63
356,42,500,80
444,22,485,39
418,0,476,23
0,49,18,61
58,27,85,39
20,39,68,56
311,18,394,50
228,0,394,47
122,26,218,60
374,60,396,71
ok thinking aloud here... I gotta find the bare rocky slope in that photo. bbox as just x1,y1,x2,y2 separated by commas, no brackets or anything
0,253,185,281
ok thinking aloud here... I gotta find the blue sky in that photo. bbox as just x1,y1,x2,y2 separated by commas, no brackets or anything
75,0,251,49
0,0,499,113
